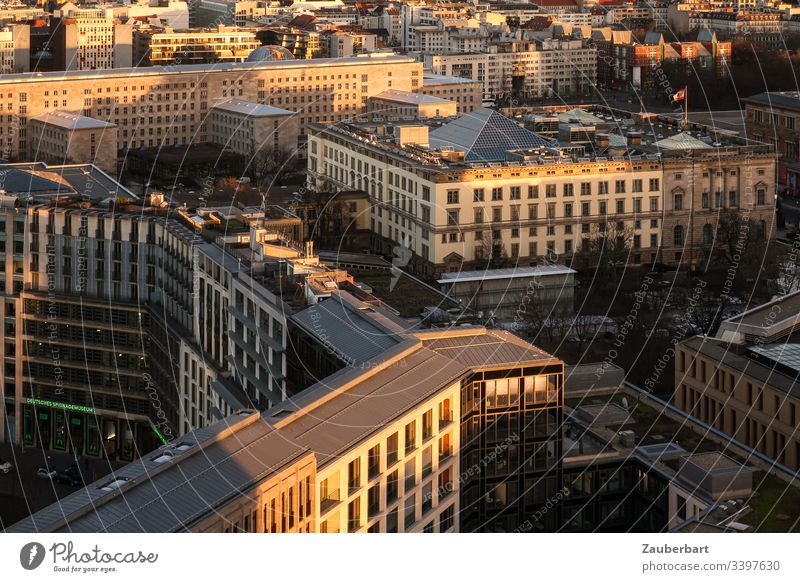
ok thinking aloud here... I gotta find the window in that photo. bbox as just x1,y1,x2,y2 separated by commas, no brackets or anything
702,192,710,208
545,184,556,198
598,181,609,195
405,421,416,454
510,186,521,199
728,191,737,207
439,398,452,426
632,179,642,193
581,202,590,216
757,189,766,205
563,183,574,196
528,185,539,199
703,223,713,245
473,188,484,202
440,505,454,531
387,433,398,466
580,182,591,196
348,499,361,532
404,494,416,528
348,458,361,492
422,410,433,441
491,187,503,201
673,225,684,246
386,470,399,504
674,194,683,210
368,485,380,517
649,178,660,191
615,180,625,193
446,209,459,225
368,444,380,479
564,203,573,218
616,200,624,214
446,190,459,204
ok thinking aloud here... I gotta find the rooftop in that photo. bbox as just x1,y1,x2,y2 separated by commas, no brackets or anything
437,264,576,285
7,326,559,533
29,111,115,130
373,89,452,106
211,99,295,117
429,108,552,162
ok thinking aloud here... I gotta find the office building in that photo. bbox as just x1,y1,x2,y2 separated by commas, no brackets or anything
27,112,118,174
209,100,299,157
9,323,564,533
50,5,133,70
0,53,421,162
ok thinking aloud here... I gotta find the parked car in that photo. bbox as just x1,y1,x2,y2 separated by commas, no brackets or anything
0,460,13,474
54,472,82,486
36,467,56,479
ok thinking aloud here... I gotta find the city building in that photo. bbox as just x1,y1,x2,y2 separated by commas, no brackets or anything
368,90,458,121
208,100,299,157
425,37,597,100
133,24,262,66
418,73,482,113
593,29,731,92
0,53,421,162
676,292,800,470
742,91,800,194
437,264,576,319
0,23,29,73
50,5,133,70
27,111,118,174
307,107,776,275
9,324,565,533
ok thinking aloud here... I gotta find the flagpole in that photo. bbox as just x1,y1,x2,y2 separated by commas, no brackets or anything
684,86,688,129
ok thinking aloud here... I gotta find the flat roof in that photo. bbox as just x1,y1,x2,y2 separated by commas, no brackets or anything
373,89,452,106
0,53,417,84
30,111,115,130
211,99,295,117
438,264,576,284
422,73,481,86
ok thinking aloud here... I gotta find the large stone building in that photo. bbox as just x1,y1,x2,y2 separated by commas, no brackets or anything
27,111,118,174
307,108,776,275
0,53,421,162
675,292,800,470
208,100,299,157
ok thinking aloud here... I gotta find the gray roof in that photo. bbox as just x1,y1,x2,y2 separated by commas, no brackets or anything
653,132,711,150
429,108,551,162
30,111,115,130
291,290,407,365
438,264,575,285
211,99,295,117
373,89,452,106
742,91,800,112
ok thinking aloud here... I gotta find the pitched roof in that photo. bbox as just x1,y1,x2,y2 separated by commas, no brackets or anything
429,108,551,162
653,132,711,150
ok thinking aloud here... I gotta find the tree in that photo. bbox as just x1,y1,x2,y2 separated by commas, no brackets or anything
477,233,513,269
252,146,296,180
573,221,635,295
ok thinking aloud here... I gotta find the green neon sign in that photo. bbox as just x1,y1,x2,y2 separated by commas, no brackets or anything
26,398,96,415
152,425,169,446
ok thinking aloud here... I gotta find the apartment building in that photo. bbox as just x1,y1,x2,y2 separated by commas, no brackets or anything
10,324,564,533
0,53,421,161
742,91,800,193
593,29,731,92
675,292,800,470
0,24,29,73
133,24,262,66
425,38,597,100
50,6,133,70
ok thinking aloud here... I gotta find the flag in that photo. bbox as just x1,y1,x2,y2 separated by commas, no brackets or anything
672,87,687,102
